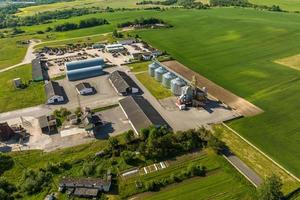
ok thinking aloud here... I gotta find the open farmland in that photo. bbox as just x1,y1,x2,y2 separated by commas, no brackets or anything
0,64,45,113
249,0,300,12
133,8,300,177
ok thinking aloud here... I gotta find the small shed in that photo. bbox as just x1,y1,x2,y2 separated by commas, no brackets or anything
75,82,94,95
45,81,64,104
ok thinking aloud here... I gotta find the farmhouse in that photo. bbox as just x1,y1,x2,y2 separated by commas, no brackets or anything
65,57,105,81
0,122,15,141
75,82,94,95
59,175,111,198
119,96,168,134
105,44,125,52
45,81,64,104
32,58,48,82
109,70,139,96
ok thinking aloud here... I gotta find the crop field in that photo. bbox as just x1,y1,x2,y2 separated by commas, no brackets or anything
249,0,300,12
16,0,168,16
133,8,300,177
0,64,45,113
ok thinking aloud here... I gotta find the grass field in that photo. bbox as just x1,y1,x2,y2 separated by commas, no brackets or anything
120,151,255,199
135,71,173,99
249,0,300,12
0,64,45,113
140,171,254,200
131,8,300,178
16,0,168,16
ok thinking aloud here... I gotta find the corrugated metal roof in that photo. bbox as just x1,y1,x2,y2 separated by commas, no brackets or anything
109,70,139,95
65,57,105,71
119,96,167,133
66,66,103,81
32,58,45,81
45,81,64,99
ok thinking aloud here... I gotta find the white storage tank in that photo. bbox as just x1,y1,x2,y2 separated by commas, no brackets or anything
162,72,176,88
171,77,186,96
154,67,167,82
148,62,159,77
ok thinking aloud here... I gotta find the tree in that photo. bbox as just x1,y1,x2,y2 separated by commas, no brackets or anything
108,137,119,149
124,130,135,143
121,150,136,164
207,135,226,154
258,175,283,200
0,153,14,175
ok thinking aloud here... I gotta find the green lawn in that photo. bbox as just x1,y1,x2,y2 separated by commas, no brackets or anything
249,0,300,12
135,72,173,99
129,61,151,73
132,8,300,177
0,64,45,112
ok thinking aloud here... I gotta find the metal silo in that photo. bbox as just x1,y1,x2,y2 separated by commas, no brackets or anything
154,67,167,82
148,62,159,77
171,77,186,96
162,72,176,88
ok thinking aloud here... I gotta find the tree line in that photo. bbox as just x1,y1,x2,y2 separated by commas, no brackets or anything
117,17,168,28
52,18,109,32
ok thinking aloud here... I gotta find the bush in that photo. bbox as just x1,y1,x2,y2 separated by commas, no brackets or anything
21,169,52,195
0,153,14,175
121,150,136,164
81,162,96,176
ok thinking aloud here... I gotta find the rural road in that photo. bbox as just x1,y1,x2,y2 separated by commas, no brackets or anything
223,150,263,187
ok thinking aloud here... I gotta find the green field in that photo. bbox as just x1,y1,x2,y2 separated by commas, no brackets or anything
0,64,45,113
141,171,254,200
16,0,168,16
131,8,300,177
249,0,300,12
120,151,255,199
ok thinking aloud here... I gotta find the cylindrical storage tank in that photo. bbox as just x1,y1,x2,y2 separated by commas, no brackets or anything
162,72,176,88
154,67,167,82
148,62,159,77
171,77,186,96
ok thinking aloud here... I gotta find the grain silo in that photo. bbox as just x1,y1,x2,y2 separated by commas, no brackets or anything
148,62,159,77
171,77,186,96
162,72,176,88
154,67,167,82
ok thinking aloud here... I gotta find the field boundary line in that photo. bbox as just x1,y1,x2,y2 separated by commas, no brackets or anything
222,123,300,183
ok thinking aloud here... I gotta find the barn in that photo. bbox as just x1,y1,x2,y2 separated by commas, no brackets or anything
32,58,48,82
119,96,168,135
65,58,105,81
45,81,64,104
108,70,139,96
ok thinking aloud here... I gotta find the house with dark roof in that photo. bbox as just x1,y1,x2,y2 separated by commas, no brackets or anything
108,70,139,96
75,82,94,95
32,59,47,82
45,81,64,104
0,122,15,141
119,96,168,135
59,174,111,198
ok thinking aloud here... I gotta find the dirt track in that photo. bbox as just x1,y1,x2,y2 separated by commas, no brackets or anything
161,61,263,117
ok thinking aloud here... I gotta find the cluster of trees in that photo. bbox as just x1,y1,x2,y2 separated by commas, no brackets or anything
210,0,283,12
146,163,206,191
177,0,210,9
0,178,16,200
53,18,108,32
136,0,177,6
117,17,166,28
0,153,14,175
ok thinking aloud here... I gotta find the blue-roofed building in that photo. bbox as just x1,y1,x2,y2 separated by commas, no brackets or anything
65,57,105,81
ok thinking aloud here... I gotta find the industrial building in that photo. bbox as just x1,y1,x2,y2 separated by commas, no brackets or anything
119,96,168,134
32,58,48,82
45,81,65,104
108,70,139,96
117,39,136,45
75,82,94,95
65,57,105,81
105,44,125,52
